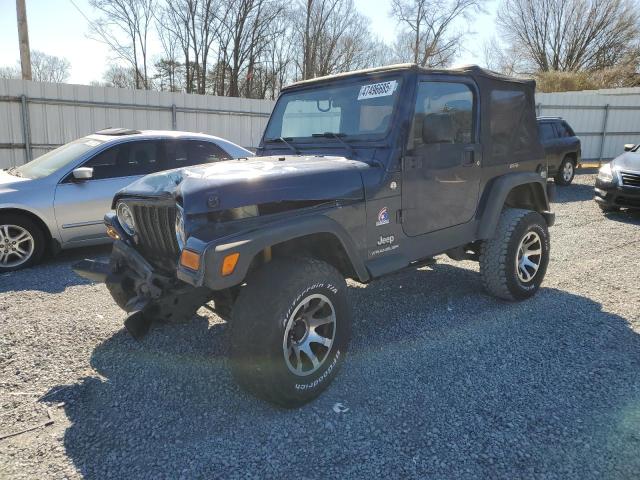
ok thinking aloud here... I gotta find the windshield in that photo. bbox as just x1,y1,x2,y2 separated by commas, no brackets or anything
14,137,104,179
264,77,402,141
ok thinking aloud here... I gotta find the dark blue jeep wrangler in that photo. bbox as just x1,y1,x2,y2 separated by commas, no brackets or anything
76,64,555,407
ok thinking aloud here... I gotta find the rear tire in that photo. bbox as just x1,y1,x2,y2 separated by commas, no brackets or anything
479,208,550,301
0,214,46,272
555,156,575,186
229,257,351,408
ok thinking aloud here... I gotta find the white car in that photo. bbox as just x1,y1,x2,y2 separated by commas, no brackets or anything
0,128,252,271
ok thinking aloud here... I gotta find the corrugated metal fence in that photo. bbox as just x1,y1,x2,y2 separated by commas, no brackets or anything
3,79,640,168
0,78,274,169
536,88,640,163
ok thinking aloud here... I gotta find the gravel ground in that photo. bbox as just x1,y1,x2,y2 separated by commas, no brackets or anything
1,173,639,479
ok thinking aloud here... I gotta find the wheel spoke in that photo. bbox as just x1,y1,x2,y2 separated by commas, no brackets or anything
290,345,302,373
14,231,30,243
14,246,28,258
304,299,326,318
307,330,332,348
300,343,320,369
1,226,9,241
308,314,333,329
526,248,542,256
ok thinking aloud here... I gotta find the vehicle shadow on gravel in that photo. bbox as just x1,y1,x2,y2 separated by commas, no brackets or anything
553,181,594,203
602,209,640,225
0,244,110,294
44,264,640,479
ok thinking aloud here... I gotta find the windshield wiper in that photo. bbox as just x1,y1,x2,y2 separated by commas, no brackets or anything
312,132,359,159
265,136,300,155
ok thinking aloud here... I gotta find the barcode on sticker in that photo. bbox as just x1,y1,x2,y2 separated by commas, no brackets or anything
358,80,398,100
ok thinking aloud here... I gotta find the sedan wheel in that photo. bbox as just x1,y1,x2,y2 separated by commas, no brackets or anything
0,224,35,268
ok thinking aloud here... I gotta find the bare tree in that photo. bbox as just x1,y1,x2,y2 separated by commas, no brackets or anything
0,66,20,79
391,0,483,67
296,0,379,80
89,0,155,89
496,0,640,73
101,64,138,88
30,50,71,82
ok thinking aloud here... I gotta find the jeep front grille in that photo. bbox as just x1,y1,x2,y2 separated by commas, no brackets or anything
132,204,180,259
620,171,640,188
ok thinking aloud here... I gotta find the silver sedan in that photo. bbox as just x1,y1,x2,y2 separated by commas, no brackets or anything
0,128,252,271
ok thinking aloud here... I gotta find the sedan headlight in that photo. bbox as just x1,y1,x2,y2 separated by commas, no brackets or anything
116,201,136,236
597,163,614,183
175,205,186,249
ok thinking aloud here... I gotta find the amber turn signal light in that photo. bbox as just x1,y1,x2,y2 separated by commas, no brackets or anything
180,249,201,270
221,253,240,276
106,225,120,240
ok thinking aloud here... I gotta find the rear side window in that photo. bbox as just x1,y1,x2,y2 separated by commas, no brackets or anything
538,123,556,141
490,89,535,158
556,122,574,137
169,140,229,167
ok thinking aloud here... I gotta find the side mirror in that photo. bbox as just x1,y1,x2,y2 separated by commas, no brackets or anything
624,144,636,152
72,167,94,180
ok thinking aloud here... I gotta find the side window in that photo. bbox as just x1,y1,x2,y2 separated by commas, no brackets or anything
82,146,119,180
538,123,556,141
82,141,161,180
410,81,474,150
489,89,535,158
167,140,230,167
556,122,573,138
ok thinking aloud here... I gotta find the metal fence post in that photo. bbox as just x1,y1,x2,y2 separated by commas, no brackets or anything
598,104,610,167
171,104,177,130
20,94,32,163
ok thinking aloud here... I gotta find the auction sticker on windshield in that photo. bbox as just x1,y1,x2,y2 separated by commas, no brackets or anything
358,80,398,100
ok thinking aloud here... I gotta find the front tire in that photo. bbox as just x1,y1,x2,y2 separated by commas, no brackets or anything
479,209,550,301
229,257,351,408
555,156,575,186
0,214,46,272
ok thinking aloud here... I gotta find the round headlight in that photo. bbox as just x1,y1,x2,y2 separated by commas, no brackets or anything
116,201,136,236
175,206,185,249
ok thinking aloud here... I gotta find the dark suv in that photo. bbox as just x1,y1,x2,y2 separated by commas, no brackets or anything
537,117,581,185
76,65,555,407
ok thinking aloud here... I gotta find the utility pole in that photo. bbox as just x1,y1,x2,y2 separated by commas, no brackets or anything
16,0,32,80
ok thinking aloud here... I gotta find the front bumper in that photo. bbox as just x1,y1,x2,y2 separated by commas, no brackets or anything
594,180,640,209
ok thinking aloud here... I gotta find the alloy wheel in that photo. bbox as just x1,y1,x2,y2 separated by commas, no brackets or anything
0,224,35,268
516,231,542,283
563,162,574,182
283,293,336,376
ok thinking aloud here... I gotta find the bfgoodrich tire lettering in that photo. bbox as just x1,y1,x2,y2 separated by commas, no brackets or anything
229,257,351,408
479,208,550,301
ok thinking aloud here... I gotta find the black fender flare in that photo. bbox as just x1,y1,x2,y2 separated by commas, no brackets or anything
188,214,369,291
476,172,553,240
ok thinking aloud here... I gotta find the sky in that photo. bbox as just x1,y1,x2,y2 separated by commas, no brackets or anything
0,0,498,86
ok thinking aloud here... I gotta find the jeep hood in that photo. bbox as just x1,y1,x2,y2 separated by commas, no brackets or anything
119,155,369,214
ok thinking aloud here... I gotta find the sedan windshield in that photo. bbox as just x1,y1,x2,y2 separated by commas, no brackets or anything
264,77,402,141
14,137,104,179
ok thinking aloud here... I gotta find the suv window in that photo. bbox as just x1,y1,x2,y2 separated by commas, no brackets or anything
82,141,163,180
538,122,556,141
169,140,229,167
410,81,474,149
556,121,574,138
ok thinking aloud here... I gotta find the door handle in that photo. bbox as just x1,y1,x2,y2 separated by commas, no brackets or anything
462,149,475,166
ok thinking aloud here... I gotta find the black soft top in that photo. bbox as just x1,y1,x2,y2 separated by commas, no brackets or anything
285,63,536,90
